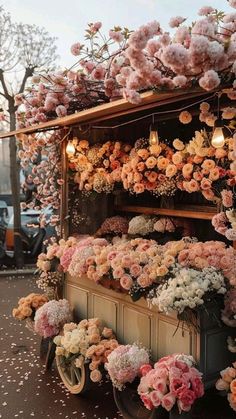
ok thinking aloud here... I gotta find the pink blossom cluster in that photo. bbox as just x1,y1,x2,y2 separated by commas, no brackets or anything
216,362,236,412
138,354,204,412
16,2,236,127
34,299,72,338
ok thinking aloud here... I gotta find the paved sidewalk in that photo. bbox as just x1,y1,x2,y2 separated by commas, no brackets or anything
0,275,119,419
0,274,235,419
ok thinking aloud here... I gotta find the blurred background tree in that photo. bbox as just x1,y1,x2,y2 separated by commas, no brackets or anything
0,6,58,267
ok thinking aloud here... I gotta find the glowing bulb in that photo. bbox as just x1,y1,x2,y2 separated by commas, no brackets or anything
149,129,159,146
66,140,75,155
211,127,225,148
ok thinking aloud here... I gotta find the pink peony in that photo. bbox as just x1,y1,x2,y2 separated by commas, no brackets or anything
149,391,162,407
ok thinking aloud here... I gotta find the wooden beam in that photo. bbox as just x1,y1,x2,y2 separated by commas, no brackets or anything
0,88,212,138
115,205,217,220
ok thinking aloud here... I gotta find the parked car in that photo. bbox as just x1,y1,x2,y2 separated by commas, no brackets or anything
0,200,10,245
5,209,40,251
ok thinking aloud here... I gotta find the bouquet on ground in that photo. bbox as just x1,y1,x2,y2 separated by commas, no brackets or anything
54,318,119,383
105,343,150,390
34,299,72,338
138,353,204,413
12,293,49,320
216,362,236,412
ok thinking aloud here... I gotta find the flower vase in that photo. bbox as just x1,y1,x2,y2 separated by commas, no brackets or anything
149,406,169,418
169,406,192,419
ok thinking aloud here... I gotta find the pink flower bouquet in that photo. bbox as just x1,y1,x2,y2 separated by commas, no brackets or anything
34,299,72,338
216,362,236,412
138,354,204,413
106,343,149,390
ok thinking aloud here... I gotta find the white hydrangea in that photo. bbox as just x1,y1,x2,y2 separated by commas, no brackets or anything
128,215,157,236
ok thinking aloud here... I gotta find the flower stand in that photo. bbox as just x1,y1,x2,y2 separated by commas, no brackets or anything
66,274,236,388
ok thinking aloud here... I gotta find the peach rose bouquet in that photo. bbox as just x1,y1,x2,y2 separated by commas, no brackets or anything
12,293,48,321
54,318,119,384
216,362,236,412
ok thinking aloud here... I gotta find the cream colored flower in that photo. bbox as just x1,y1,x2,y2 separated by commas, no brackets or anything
173,139,185,151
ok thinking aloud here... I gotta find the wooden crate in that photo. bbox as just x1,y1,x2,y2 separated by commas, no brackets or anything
66,274,236,388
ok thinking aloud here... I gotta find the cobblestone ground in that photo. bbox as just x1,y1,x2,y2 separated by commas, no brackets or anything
0,275,235,419
0,275,120,419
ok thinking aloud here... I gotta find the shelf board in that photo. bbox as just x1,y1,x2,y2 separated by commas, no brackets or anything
115,205,217,220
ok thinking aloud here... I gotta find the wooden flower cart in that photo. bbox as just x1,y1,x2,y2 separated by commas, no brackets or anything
2,89,236,393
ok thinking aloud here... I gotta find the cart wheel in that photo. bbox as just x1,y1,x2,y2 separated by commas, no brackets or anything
45,341,56,371
56,356,91,394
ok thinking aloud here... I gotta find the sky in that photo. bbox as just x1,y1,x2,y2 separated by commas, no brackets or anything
2,0,234,68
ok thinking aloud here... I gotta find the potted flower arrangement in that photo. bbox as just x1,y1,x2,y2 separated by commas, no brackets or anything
53,318,119,394
12,292,48,331
215,362,236,412
138,354,204,418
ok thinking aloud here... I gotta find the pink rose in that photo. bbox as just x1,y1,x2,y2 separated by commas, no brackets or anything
200,177,212,190
191,376,204,398
149,391,161,407
170,378,188,396
140,364,153,377
178,389,196,409
221,190,233,208
161,393,176,412
120,274,133,290
153,378,167,394
141,395,154,410
130,264,142,277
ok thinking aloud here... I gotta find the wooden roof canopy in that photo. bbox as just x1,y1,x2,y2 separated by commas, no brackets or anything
0,88,222,138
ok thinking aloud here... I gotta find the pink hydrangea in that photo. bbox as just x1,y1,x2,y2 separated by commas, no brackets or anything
34,299,72,338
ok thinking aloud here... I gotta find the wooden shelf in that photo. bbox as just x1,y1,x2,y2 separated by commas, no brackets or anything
115,205,217,220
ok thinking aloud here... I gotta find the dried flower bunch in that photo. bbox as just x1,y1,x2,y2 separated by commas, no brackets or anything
54,318,119,383
12,293,48,320
96,216,129,236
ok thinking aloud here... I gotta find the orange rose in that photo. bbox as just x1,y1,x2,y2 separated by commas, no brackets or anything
193,155,203,164
209,168,220,181
230,379,236,394
137,162,145,172
200,177,212,190
157,157,169,170
90,369,102,383
193,171,203,181
133,183,145,194
201,159,215,171
146,156,157,169
137,149,149,160
166,164,178,178
172,152,183,165
201,189,215,201
149,144,161,156
215,148,227,159
182,163,193,178
147,171,158,183
187,179,199,192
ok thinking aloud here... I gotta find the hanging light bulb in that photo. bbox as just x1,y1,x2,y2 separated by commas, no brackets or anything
149,115,159,146
211,123,225,149
211,92,225,149
66,140,76,155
